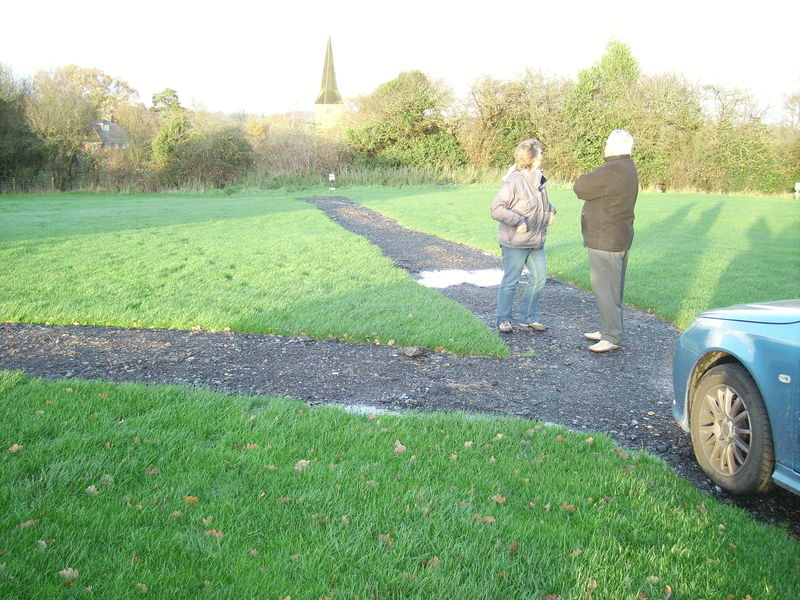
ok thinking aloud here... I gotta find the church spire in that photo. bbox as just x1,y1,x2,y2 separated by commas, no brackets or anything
315,36,343,105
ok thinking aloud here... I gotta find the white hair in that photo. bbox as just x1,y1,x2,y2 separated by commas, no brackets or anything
604,129,635,157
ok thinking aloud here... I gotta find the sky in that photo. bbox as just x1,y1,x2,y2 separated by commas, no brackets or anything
3,0,799,123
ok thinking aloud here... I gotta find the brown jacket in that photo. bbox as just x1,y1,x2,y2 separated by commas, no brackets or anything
491,169,556,250
573,155,638,252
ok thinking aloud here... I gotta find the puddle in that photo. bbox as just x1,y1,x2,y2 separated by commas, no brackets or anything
415,269,505,289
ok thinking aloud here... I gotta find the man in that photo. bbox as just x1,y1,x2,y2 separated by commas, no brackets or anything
573,130,638,353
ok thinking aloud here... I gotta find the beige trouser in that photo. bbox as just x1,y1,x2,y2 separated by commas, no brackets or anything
588,248,629,345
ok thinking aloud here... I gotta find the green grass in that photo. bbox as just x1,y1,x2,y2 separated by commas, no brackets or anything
345,185,800,328
0,191,506,357
1,371,797,599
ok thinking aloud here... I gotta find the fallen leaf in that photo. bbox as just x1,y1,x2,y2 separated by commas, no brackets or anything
586,578,598,598
145,467,160,475
136,583,148,594
491,494,507,504
170,511,183,517
203,516,214,526
509,541,519,554
645,576,660,584
184,496,199,504
584,437,594,446
204,529,223,538
556,435,566,443
19,519,39,529
245,443,258,450
394,441,406,453
378,533,395,548
248,549,260,557
561,502,578,513
59,568,79,581
483,516,497,524
544,595,562,600
449,453,458,460
426,556,440,569
341,515,350,526
664,585,672,599
85,485,99,496
294,459,310,471
100,474,114,486
464,441,473,448
6,444,23,454
37,540,47,549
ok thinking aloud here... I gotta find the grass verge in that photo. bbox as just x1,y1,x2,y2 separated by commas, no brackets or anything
344,185,800,329
1,371,797,599
0,191,506,357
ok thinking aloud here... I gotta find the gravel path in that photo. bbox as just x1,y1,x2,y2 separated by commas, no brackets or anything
1,195,797,535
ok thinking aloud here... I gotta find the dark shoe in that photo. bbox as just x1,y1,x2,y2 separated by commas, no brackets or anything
518,322,548,332
589,340,620,353
498,321,513,334
584,331,602,341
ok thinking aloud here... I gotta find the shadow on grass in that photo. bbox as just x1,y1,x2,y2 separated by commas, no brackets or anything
631,201,723,326
705,215,800,310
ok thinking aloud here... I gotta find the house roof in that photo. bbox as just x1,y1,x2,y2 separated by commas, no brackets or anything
315,37,343,105
93,120,129,146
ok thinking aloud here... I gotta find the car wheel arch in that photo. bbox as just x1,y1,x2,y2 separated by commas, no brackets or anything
686,351,743,415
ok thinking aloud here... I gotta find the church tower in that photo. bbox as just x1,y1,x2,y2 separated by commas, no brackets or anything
313,36,344,130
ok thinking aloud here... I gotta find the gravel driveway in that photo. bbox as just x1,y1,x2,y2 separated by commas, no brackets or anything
1,195,797,536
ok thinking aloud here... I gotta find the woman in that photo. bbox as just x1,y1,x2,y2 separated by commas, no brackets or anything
490,139,556,334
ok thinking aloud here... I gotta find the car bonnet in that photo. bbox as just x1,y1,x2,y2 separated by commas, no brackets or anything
698,300,800,325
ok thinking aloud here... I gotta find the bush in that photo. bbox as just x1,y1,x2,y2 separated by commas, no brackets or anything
164,125,254,189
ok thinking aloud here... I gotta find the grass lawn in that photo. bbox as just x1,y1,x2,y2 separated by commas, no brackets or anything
344,185,800,329
2,371,798,599
0,191,506,357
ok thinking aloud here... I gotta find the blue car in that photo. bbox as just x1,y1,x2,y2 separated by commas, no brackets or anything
673,300,800,495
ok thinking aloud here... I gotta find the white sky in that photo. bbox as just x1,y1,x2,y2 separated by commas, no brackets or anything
3,0,798,122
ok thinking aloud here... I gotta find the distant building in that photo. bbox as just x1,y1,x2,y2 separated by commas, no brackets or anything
313,37,344,130
86,120,129,150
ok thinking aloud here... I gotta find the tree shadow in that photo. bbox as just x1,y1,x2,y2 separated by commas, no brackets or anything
705,215,800,310
629,199,724,326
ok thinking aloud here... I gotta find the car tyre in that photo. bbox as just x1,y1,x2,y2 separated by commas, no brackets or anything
690,364,774,495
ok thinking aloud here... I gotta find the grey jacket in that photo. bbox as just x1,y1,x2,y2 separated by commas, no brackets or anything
491,169,556,250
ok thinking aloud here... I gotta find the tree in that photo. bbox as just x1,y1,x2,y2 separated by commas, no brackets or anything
0,64,44,179
58,64,136,121
564,41,641,171
457,76,529,167
151,109,191,170
783,92,800,128
346,71,465,168
26,69,96,190
152,88,182,113
632,73,703,188
702,85,765,124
